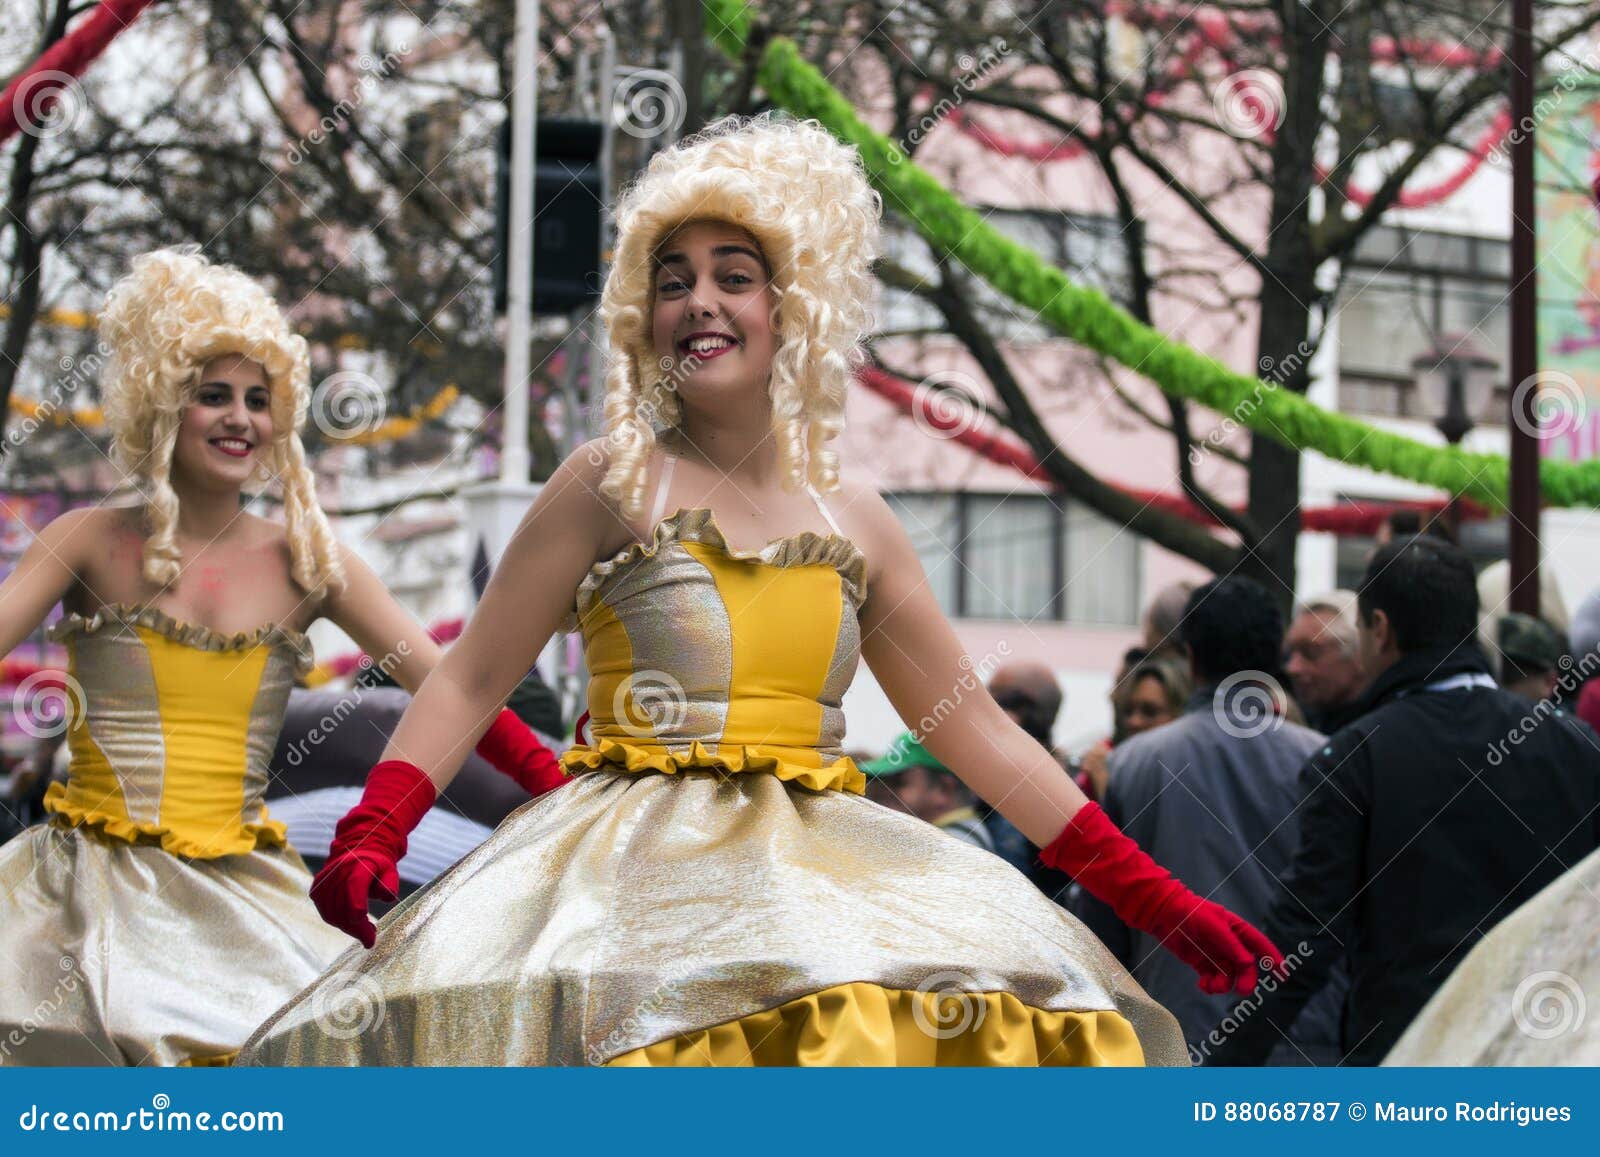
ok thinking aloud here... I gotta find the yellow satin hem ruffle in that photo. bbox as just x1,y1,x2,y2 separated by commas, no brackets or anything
560,735,866,794
606,980,1146,1066
43,783,289,860
178,1050,239,1067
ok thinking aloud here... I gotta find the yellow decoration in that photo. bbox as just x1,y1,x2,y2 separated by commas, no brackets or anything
607,980,1147,1066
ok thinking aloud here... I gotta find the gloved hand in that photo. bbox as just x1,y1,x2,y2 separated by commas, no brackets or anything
1041,801,1283,995
311,760,436,948
473,707,569,798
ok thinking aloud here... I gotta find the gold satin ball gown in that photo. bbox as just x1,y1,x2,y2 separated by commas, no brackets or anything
241,508,1185,1066
0,605,352,1066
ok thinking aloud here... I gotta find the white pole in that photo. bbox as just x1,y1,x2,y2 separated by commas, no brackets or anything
501,0,539,485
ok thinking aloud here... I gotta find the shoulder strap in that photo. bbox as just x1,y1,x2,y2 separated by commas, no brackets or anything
648,450,677,530
804,482,844,536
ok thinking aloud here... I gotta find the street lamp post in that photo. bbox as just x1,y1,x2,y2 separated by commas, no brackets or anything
1412,336,1499,539
1508,0,1540,616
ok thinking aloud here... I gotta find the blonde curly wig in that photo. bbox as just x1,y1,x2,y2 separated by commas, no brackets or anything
598,113,882,517
98,247,344,595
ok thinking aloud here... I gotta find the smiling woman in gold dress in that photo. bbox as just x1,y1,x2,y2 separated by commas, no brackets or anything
0,249,564,1065
242,115,1279,1068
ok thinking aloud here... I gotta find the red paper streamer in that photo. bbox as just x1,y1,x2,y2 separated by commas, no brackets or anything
1,0,158,145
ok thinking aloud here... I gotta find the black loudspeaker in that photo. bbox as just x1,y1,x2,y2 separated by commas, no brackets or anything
493,117,604,315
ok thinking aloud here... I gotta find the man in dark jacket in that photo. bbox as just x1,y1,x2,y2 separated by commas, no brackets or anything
1072,576,1345,1065
1207,537,1600,1065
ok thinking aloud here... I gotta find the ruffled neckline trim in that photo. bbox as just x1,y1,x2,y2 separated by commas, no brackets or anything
50,602,315,675
564,506,867,632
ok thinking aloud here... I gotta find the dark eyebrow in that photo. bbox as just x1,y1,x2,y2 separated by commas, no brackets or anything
655,244,765,269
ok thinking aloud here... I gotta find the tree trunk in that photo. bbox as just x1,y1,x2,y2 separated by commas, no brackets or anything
1242,1,1332,606
1244,274,1313,604
0,0,72,449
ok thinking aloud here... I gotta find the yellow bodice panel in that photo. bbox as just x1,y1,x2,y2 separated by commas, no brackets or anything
43,604,313,859
560,507,868,793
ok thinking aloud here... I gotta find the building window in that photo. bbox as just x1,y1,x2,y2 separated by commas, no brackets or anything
885,490,1141,625
965,493,1058,618
885,492,960,613
877,209,1131,343
1336,225,1509,422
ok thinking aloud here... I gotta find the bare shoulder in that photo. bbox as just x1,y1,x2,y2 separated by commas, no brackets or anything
235,511,297,574
37,505,144,613
40,504,111,545
42,504,136,564
239,510,292,549
826,477,910,581
512,435,636,563
547,438,639,559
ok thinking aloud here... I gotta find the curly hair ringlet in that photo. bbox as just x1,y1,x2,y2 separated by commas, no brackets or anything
597,112,882,518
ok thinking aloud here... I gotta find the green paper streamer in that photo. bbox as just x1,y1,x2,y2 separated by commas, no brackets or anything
701,0,1600,510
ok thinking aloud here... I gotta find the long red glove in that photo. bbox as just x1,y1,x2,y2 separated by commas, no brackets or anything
311,760,436,948
1041,801,1283,995
473,708,569,797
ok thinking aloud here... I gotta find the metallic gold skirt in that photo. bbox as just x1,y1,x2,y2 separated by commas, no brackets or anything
0,821,352,1066
240,771,1186,1066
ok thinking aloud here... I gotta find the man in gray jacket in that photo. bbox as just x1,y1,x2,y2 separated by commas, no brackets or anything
1072,576,1347,1064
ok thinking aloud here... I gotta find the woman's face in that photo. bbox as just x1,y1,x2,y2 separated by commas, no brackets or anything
171,354,273,491
1118,674,1176,737
650,219,778,406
